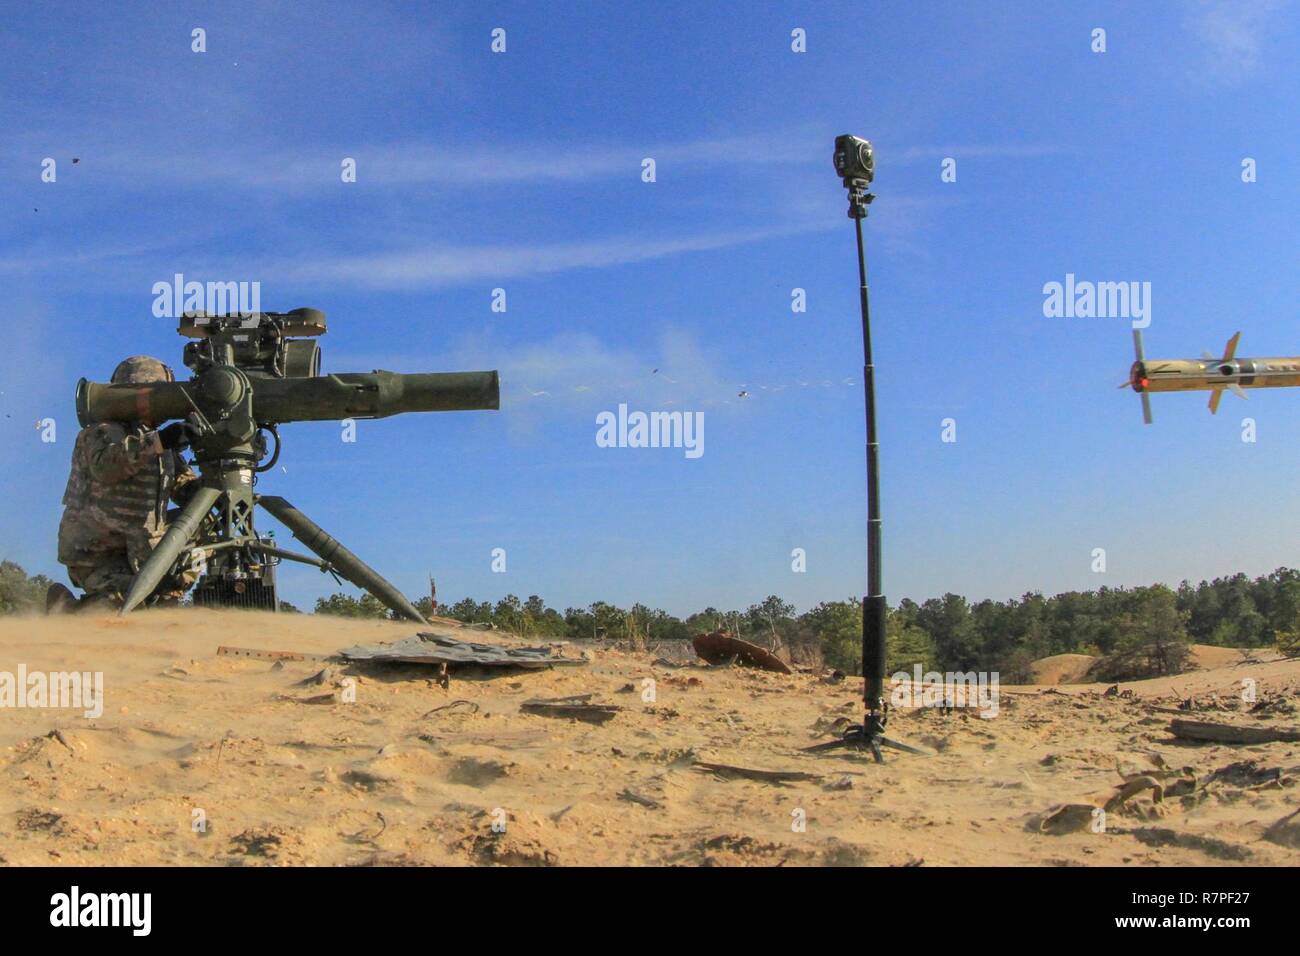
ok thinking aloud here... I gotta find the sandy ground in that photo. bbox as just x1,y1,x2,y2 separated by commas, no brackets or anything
1,608,1297,866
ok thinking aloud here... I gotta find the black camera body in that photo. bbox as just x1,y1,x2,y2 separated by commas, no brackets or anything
834,134,875,185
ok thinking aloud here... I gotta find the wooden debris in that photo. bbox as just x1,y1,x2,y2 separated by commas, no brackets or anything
692,761,822,784
521,694,621,725
1204,760,1291,790
1040,775,1167,835
421,699,479,718
617,789,662,809
1169,719,1300,745
272,692,336,705
1263,807,1300,849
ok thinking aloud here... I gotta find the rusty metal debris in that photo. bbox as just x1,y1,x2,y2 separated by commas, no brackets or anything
691,630,792,674
520,694,621,724
217,645,332,663
338,632,588,670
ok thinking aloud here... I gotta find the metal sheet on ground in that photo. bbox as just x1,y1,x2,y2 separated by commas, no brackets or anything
338,632,587,669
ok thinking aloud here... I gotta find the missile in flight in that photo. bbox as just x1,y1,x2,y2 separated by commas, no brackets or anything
1124,329,1300,424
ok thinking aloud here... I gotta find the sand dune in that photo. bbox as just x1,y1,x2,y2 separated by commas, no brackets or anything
1027,644,1277,686
1,609,1297,866
1028,653,1097,685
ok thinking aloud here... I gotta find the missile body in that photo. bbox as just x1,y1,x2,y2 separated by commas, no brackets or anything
1132,356,1300,395
1126,330,1300,423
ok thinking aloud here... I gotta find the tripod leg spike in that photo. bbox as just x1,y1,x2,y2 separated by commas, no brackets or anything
119,484,222,615
258,495,428,624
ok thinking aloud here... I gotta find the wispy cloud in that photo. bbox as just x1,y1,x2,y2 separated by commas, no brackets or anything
5,129,823,190
892,144,1064,162
0,220,836,293
1184,0,1289,81
268,222,832,289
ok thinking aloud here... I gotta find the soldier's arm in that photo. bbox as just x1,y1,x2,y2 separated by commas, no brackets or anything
170,455,199,505
86,425,164,484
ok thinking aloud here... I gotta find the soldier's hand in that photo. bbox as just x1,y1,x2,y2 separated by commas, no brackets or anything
158,421,199,450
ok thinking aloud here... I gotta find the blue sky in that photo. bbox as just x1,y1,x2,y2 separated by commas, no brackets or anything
1,1,1298,616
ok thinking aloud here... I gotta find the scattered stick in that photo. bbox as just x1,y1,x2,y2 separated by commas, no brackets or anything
693,762,822,785
618,789,662,809
272,692,336,705
421,699,479,718
521,695,621,725
1170,719,1300,745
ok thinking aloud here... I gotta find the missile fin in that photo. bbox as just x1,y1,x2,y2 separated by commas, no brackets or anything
1132,328,1146,362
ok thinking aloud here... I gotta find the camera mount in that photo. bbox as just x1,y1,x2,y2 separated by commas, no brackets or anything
834,133,876,219
807,135,926,762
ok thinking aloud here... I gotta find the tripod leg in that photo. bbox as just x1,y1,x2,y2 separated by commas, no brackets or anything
258,495,428,624
120,485,222,616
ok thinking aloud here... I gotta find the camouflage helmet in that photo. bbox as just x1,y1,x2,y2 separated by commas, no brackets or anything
110,355,174,385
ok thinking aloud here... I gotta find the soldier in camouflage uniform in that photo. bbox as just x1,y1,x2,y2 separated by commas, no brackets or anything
54,356,201,610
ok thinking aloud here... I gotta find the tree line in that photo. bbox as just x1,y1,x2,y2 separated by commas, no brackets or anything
313,567,1300,680
3,558,1297,679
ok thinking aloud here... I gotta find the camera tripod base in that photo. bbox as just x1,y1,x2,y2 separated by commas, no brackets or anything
801,710,930,763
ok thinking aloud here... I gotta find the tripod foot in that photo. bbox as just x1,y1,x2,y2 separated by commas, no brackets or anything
800,714,931,761
120,485,222,616
258,495,428,624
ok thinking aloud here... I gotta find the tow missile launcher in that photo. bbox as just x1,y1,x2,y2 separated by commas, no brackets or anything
75,309,500,619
